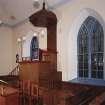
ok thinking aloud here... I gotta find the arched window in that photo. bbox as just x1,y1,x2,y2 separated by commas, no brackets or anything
30,36,39,60
78,16,104,79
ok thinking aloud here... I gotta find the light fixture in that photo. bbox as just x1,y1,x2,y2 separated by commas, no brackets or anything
33,0,40,9
33,32,37,36
22,36,26,41
17,36,26,42
40,29,45,35
17,38,21,42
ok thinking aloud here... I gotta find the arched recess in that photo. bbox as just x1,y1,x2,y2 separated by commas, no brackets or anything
67,8,105,81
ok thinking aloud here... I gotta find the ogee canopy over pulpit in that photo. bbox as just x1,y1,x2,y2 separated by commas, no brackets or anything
29,2,57,51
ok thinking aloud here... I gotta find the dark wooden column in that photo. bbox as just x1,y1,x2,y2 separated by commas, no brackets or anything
47,25,57,51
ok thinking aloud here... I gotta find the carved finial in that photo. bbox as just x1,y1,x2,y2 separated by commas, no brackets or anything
43,1,45,9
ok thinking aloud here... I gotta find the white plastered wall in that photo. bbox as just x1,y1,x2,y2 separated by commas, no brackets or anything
56,0,105,81
0,26,13,75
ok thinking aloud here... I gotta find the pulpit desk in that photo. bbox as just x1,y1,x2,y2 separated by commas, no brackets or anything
0,86,19,105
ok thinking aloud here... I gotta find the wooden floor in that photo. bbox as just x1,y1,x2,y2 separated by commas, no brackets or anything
1,76,105,105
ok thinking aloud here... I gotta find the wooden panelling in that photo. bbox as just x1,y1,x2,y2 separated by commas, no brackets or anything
19,62,51,84
0,86,19,105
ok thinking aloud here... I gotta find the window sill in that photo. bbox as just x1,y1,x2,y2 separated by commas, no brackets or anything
69,78,105,86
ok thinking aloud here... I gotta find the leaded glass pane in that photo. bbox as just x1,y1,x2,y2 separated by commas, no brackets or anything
91,18,104,79
84,70,88,77
78,55,83,69
92,71,97,78
91,53,97,70
78,25,88,54
97,53,104,70
97,71,103,79
78,24,88,78
78,16,104,79
79,70,83,77
84,54,88,69
30,36,39,60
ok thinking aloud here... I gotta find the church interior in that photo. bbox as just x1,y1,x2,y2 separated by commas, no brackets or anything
0,0,105,105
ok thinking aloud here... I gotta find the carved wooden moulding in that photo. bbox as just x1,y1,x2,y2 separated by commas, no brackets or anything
29,2,57,27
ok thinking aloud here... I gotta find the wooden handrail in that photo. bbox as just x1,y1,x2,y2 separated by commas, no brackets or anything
9,65,20,76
